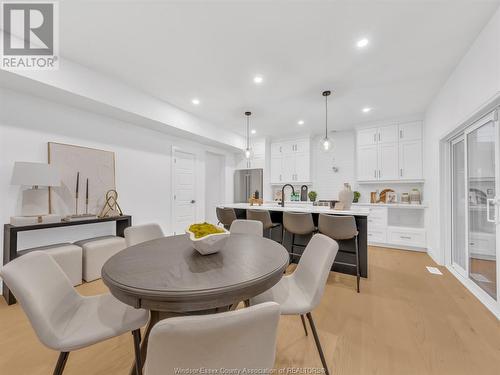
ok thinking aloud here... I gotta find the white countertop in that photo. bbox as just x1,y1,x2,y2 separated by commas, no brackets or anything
353,202,427,209
221,203,369,216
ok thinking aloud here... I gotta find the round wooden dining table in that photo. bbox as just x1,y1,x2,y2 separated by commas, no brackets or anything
102,233,289,373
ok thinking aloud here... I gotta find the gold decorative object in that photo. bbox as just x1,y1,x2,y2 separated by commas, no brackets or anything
248,198,263,206
99,189,123,218
379,189,395,203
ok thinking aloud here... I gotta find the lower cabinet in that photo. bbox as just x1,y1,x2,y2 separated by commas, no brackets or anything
387,227,426,248
359,204,427,250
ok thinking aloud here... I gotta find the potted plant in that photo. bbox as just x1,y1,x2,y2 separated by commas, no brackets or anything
353,191,361,203
308,191,317,202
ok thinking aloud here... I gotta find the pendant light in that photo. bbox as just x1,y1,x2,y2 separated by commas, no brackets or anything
320,90,332,151
244,111,253,159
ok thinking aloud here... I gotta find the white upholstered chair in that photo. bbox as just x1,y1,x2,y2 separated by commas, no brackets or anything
250,234,339,375
144,302,280,375
229,219,263,236
0,252,149,375
125,223,165,247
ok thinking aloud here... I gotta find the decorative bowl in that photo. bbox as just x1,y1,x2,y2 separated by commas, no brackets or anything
186,225,230,255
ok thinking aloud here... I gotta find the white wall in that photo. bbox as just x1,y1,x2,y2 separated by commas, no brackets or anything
424,7,500,264
205,151,226,224
0,88,235,256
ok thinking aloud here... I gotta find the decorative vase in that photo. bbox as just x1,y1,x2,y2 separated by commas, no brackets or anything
338,183,354,210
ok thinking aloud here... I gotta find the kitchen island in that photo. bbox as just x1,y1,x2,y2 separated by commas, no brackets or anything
220,203,370,278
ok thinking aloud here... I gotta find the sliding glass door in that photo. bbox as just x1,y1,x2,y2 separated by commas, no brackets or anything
466,115,498,300
451,137,467,276
450,109,500,305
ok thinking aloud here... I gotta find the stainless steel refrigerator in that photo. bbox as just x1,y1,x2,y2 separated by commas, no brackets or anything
234,169,263,203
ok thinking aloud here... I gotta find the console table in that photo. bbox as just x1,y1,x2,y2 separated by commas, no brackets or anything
2,215,132,305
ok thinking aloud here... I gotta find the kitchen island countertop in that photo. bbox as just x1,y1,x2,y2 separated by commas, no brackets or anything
220,202,370,216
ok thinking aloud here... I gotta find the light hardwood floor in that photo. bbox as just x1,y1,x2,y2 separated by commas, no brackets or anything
1,246,500,375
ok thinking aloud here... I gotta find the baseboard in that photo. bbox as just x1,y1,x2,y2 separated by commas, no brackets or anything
369,242,426,252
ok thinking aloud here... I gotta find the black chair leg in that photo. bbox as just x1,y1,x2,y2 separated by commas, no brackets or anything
306,312,329,375
300,314,308,336
355,235,360,293
53,352,69,375
132,329,142,375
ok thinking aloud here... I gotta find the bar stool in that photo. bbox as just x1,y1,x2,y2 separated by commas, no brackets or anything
283,212,316,262
318,214,360,293
216,207,237,230
246,209,282,241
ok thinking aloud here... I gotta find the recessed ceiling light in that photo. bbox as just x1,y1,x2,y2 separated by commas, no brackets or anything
191,98,200,105
298,120,305,125
362,107,372,113
253,75,264,84
251,129,256,135
356,38,369,49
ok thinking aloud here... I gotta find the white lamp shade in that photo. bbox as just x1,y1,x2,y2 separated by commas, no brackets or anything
11,162,61,187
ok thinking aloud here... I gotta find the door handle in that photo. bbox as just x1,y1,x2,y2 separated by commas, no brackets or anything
191,200,196,204
487,198,499,223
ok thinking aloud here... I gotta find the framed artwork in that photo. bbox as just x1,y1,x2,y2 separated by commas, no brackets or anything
48,142,116,216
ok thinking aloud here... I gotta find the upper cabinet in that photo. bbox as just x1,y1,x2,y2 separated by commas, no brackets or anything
356,122,423,182
357,124,398,145
236,138,266,169
270,138,311,184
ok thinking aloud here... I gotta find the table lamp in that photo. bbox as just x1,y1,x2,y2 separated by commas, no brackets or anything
11,162,61,217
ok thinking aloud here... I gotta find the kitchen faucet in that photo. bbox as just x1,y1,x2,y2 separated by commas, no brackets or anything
280,184,295,207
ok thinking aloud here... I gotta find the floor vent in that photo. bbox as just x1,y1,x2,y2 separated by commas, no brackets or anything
426,266,443,275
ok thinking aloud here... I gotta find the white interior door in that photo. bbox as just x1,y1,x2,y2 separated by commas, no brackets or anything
173,149,196,235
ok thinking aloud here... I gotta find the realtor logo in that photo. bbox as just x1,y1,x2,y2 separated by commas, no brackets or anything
1,1,59,70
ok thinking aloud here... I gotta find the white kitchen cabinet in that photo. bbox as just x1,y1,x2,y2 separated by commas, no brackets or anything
270,138,311,184
282,153,296,182
355,203,427,250
387,227,426,248
357,145,378,181
271,143,282,157
356,121,423,182
357,128,378,146
399,122,422,141
378,125,398,143
270,156,282,183
399,140,423,179
378,143,399,180
294,152,310,182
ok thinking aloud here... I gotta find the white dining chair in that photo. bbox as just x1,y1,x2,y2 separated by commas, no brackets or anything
0,252,149,375
250,234,339,375
144,302,280,375
229,219,263,236
125,223,165,247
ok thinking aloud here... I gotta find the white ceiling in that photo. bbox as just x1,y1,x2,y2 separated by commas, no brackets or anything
59,0,500,138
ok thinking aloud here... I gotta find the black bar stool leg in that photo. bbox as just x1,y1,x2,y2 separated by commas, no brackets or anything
132,329,142,375
306,312,329,375
53,352,69,375
300,314,308,336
